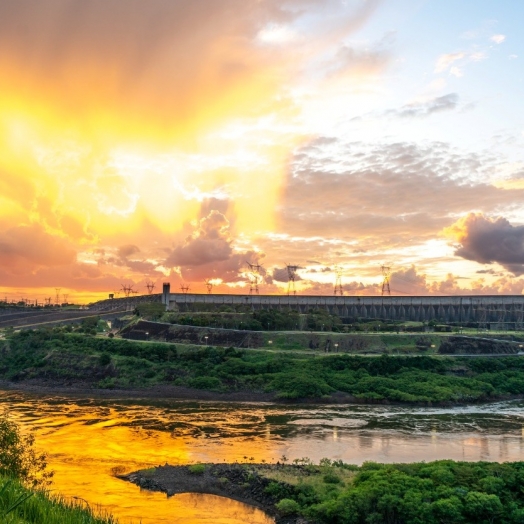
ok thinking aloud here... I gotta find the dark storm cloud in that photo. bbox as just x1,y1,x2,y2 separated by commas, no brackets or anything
450,213,524,275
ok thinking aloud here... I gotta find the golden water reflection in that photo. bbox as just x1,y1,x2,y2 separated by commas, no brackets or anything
2,392,524,523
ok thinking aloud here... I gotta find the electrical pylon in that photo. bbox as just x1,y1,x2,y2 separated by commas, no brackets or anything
334,266,344,295
381,265,391,296
286,264,301,296
247,262,263,295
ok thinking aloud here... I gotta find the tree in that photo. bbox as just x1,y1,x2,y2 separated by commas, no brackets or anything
0,409,53,487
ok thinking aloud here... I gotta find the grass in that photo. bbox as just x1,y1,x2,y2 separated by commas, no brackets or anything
260,462,356,490
0,476,117,524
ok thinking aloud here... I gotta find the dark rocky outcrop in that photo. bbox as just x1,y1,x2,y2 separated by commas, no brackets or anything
439,336,520,355
120,463,310,524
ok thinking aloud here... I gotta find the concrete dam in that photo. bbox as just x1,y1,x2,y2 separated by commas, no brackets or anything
92,286,524,326
157,288,524,326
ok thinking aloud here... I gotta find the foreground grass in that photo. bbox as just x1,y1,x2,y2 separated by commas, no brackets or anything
2,330,524,402
0,476,117,524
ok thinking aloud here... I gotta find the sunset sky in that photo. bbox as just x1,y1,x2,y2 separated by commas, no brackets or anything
1,0,524,303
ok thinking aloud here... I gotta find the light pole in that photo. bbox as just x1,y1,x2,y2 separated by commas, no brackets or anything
204,336,208,346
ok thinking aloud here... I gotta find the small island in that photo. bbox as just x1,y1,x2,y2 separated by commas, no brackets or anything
121,459,524,524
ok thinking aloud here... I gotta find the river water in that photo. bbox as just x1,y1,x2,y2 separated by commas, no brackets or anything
1,391,524,523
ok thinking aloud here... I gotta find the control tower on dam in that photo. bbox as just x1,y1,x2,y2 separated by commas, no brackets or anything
165,291,524,324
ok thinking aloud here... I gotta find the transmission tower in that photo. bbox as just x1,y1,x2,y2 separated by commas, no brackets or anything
247,262,263,295
334,266,344,296
62,294,69,304
45,297,52,306
145,281,156,295
121,284,137,298
381,265,391,296
55,288,61,306
205,279,213,294
286,264,301,296
180,284,190,294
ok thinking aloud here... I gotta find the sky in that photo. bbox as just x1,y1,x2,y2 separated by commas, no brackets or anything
1,0,524,303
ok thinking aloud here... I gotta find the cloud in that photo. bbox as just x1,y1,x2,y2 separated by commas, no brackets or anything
117,244,140,259
277,138,524,245
445,213,524,275
326,43,390,79
166,210,233,267
165,200,262,283
0,0,385,138
0,224,76,268
449,66,463,78
271,267,302,283
490,34,506,44
434,52,465,73
387,93,459,118
434,50,486,77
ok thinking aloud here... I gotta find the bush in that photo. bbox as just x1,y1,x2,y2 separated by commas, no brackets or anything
99,352,111,366
323,472,342,484
0,409,53,487
276,498,300,516
188,464,205,475
189,376,222,390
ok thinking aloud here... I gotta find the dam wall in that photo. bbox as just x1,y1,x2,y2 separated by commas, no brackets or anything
166,293,524,325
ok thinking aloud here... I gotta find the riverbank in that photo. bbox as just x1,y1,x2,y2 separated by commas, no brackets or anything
2,329,524,404
122,460,524,524
2,379,524,408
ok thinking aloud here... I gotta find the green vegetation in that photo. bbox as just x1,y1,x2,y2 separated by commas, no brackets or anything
260,459,524,524
0,476,117,524
0,410,52,488
2,330,524,402
188,464,206,475
0,410,116,523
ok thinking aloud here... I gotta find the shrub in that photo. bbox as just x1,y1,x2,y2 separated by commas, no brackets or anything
0,409,53,487
276,498,300,516
188,464,206,475
323,472,342,484
189,376,222,390
99,352,111,366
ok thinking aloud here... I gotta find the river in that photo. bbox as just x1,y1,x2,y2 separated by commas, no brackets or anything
1,391,524,523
